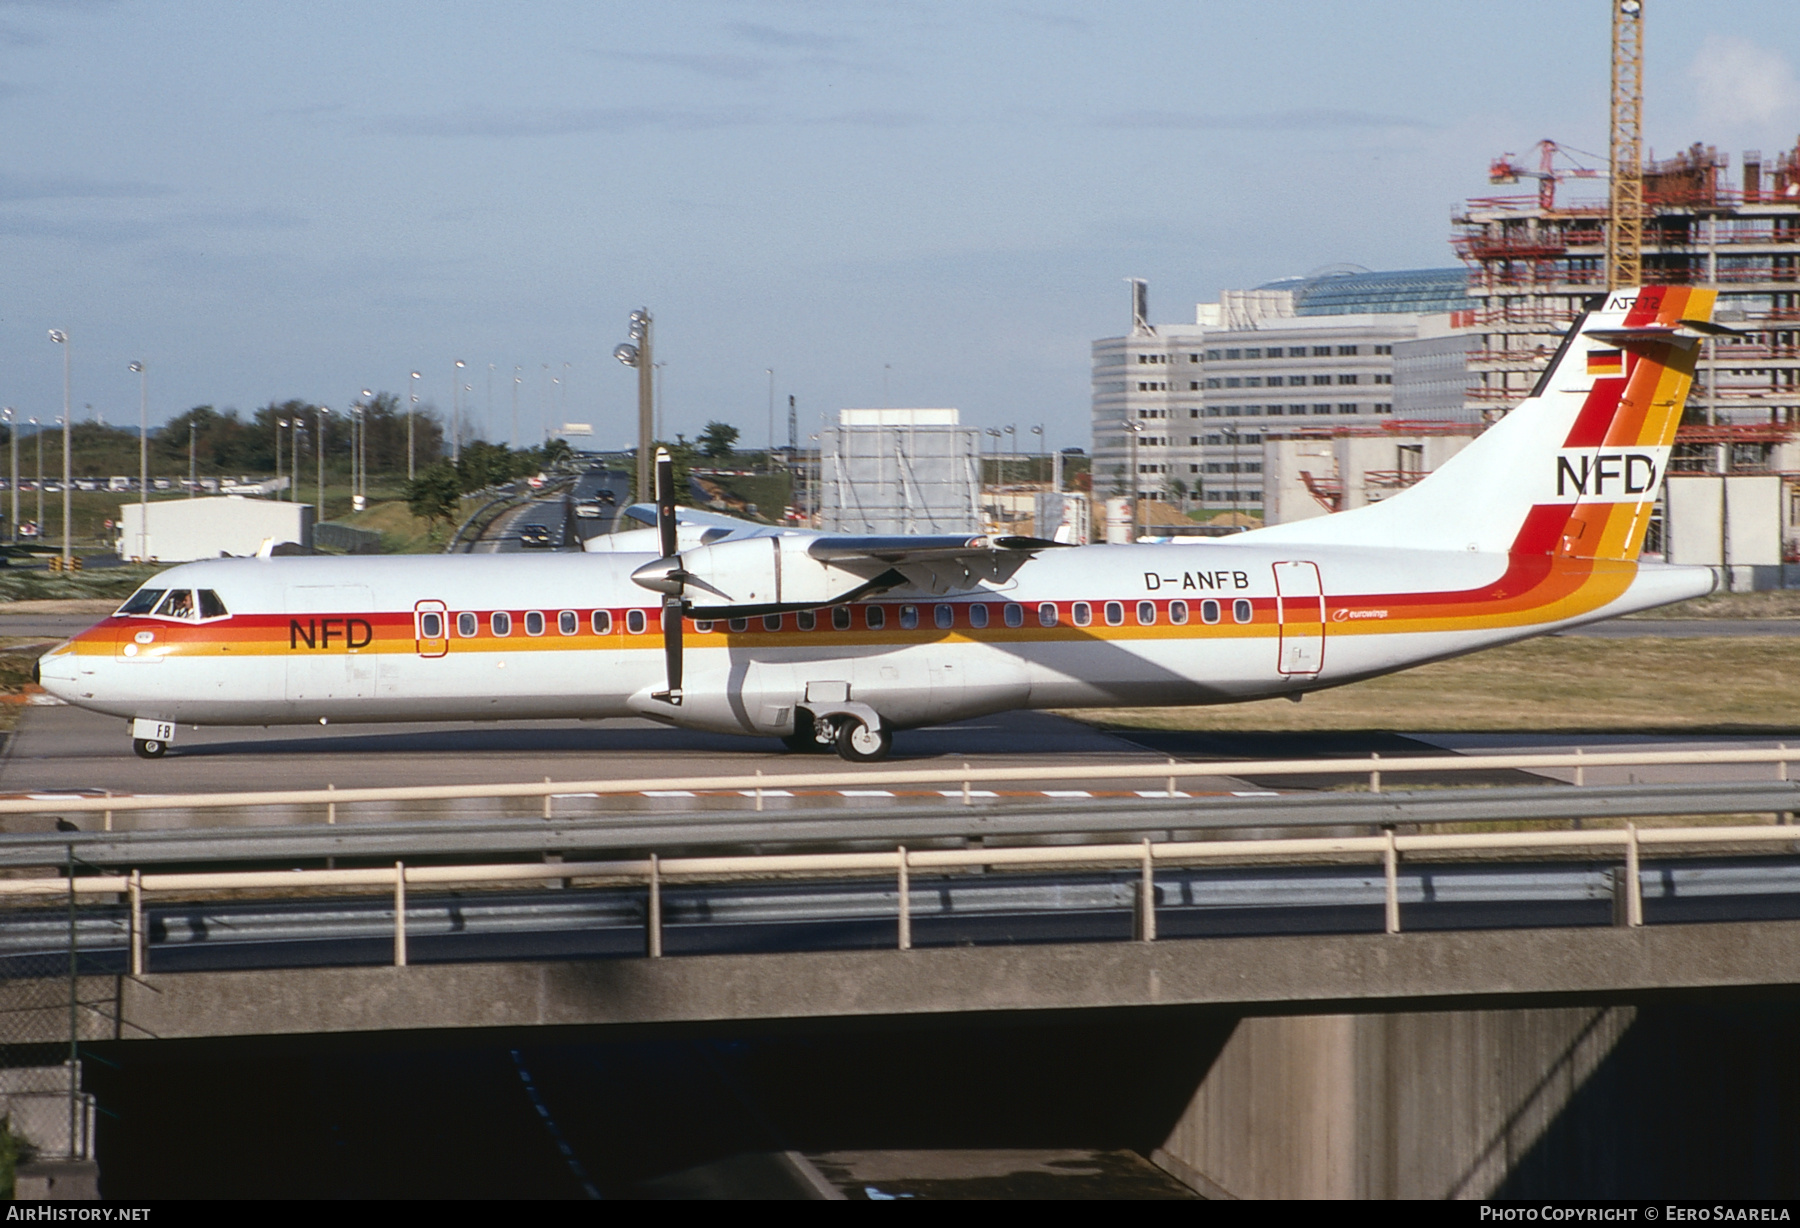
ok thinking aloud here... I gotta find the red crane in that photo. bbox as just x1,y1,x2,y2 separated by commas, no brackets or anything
1488,139,1603,210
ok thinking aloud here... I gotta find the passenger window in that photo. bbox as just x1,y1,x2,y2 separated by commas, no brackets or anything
729,617,749,633
591,610,613,635
491,611,512,637
1234,599,1254,624
1137,601,1156,626
457,612,478,637
694,619,714,633
626,609,646,635
832,606,851,630
197,590,228,619
1200,599,1221,625
419,612,444,639
1072,601,1091,627
1104,601,1123,627
935,605,953,629
117,589,165,616
867,606,886,630
1169,600,1188,625
798,610,817,631
900,605,918,629
558,610,577,636
1038,602,1058,628
153,590,196,620
1004,604,1024,628
524,611,545,636
969,604,989,629
763,614,782,632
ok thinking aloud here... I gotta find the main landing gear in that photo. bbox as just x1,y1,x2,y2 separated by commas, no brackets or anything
782,711,893,763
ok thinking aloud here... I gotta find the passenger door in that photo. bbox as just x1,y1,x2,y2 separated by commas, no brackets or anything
1273,561,1325,676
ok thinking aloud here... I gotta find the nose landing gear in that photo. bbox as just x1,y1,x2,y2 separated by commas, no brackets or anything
834,717,892,763
132,738,167,759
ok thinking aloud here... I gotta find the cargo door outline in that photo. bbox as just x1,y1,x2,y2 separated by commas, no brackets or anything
1273,560,1325,676
414,599,448,658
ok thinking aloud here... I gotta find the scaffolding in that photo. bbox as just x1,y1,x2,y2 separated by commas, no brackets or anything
1453,136,1800,426
818,409,983,535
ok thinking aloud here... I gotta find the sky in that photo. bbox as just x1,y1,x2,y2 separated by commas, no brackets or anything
3,1,1799,455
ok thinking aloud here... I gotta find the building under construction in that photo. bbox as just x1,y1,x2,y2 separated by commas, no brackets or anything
1454,137,1800,431
1453,136,1800,577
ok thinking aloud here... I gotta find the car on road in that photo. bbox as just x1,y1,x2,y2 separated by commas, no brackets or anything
574,500,604,519
518,523,554,549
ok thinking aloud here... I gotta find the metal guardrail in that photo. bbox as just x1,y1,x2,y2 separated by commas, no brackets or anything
8,781,1800,869
5,821,1799,973
3,745,1797,823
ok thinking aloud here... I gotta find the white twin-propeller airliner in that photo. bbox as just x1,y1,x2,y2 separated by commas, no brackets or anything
38,286,1725,762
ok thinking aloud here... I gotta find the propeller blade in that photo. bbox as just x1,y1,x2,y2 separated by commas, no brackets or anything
655,596,684,705
655,447,678,560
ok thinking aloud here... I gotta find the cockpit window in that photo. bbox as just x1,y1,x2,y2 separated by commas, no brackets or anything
197,590,228,619
153,590,196,620
117,589,166,616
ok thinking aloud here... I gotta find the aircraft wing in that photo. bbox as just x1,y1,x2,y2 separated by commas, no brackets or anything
804,534,1064,596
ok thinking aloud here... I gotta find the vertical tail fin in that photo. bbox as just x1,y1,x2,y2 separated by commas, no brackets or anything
1248,285,1717,558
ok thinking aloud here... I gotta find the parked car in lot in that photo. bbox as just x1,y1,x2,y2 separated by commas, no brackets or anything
518,523,553,549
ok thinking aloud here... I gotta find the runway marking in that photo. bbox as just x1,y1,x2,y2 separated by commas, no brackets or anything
936,789,998,798
838,790,895,797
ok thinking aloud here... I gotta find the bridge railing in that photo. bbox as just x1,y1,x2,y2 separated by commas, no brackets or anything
1,744,1796,825
4,819,1796,971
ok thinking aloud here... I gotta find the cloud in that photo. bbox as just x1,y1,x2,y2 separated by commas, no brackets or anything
1688,34,1800,129
0,204,306,245
808,109,927,129
728,22,851,53
369,106,754,138
0,172,169,201
605,50,774,81
1098,108,1428,132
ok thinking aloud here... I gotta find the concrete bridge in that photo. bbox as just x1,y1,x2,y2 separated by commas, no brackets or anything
26,917,1800,1198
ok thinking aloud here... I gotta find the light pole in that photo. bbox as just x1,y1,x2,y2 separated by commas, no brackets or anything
408,371,421,481
511,366,521,451
1120,418,1145,541
452,361,465,462
129,362,147,562
188,419,197,499
766,367,775,462
614,308,652,498
1031,425,1044,484
356,390,372,511
1004,424,1016,487
48,330,70,567
487,364,495,442
985,428,1002,524
1,409,14,546
31,419,42,539
316,405,330,520
1225,425,1241,523
292,419,303,504
276,418,288,499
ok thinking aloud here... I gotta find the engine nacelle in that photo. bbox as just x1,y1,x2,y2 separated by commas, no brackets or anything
653,535,884,614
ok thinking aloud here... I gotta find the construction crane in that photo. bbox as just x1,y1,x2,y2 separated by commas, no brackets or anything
1607,0,1645,291
1488,140,1602,210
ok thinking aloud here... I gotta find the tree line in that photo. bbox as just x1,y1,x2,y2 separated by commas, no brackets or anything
1,393,449,478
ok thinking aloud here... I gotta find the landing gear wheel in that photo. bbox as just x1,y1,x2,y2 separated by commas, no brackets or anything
834,718,892,763
132,738,167,760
